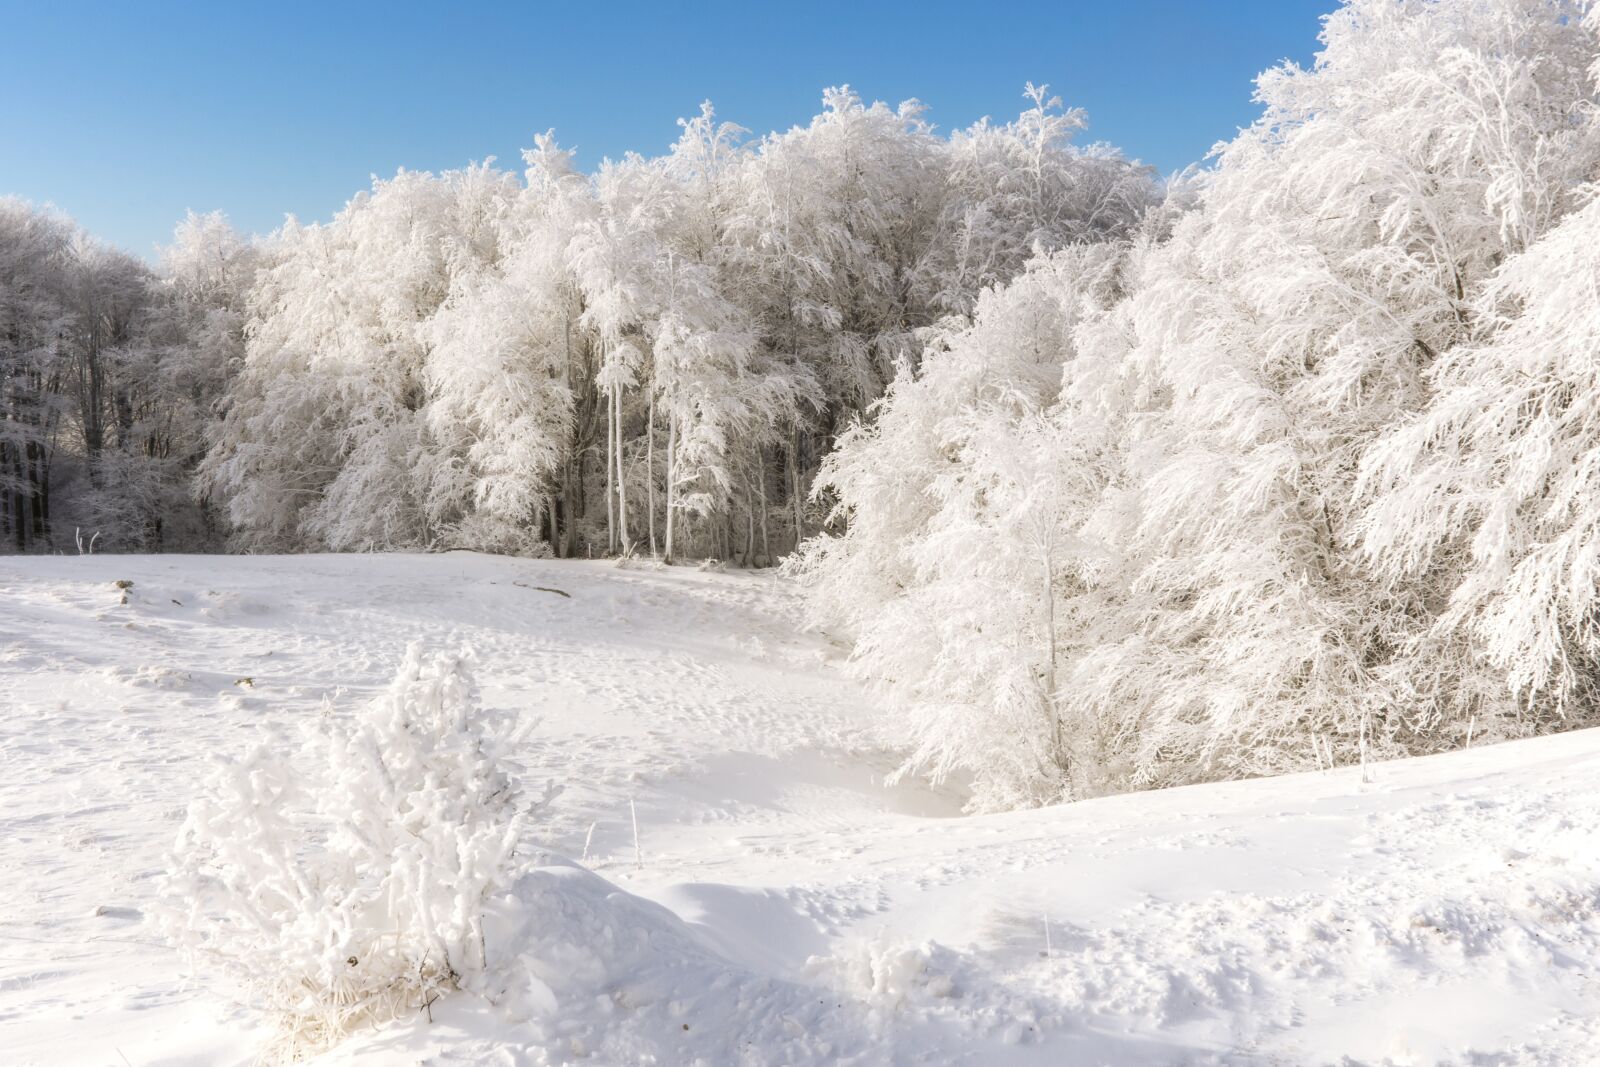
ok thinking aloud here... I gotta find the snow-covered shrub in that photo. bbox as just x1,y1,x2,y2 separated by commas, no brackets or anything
808,938,958,1014
164,644,540,1059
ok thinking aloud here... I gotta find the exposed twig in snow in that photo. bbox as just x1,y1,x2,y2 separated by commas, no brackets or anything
512,581,571,599
1359,718,1373,785
631,797,642,870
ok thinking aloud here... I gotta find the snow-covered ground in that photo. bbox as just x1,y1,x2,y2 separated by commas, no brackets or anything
3,552,1598,1066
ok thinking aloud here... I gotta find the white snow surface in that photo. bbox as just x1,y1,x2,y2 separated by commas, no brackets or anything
2,552,1598,1066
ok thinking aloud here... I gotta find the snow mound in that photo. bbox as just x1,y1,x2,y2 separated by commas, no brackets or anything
316,852,1115,1067
330,858,1059,1066
466,859,862,1064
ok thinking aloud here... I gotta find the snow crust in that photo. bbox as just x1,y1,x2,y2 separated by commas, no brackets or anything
2,552,1597,1064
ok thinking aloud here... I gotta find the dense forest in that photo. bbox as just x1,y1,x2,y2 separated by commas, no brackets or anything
6,0,1600,808
1,85,1154,561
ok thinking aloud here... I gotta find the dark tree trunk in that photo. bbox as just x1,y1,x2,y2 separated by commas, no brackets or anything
10,443,27,551
26,438,46,543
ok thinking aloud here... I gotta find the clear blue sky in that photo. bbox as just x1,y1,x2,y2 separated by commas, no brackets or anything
0,0,1336,257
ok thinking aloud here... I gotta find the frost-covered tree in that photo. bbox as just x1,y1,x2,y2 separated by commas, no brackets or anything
0,199,71,552
719,89,942,547
1360,186,1600,734
1352,3,1600,737
1062,0,1600,790
568,153,674,555
799,245,1131,809
145,211,263,546
799,0,1600,806
506,133,605,558
199,165,522,550
1,199,239,552
649,105,821,563
417,147,586,555
916,83,1154,317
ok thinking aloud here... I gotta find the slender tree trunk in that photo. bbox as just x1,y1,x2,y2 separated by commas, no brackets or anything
757,453,770,565
646,390,658,558
664,413,678,564
788,429,804,551
605,381,616,553
27,439,46,543
1042,541,1062,772
10,444,27,551
0,441,11,550
744,482,755,566
614,381,629,555
558,308,578,559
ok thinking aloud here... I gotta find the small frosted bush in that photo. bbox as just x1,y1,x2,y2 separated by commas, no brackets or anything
165,644,546,1059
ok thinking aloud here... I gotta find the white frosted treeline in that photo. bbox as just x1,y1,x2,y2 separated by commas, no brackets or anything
798,0,1600,808
194,86,1155,560
0,207,253,552
1,86,1153,559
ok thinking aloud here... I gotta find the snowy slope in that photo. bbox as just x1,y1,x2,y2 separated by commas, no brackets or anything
2,553,1597,1066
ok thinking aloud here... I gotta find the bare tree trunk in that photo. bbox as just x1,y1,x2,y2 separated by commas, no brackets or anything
664,413,677,564
605,380,616,554
9,443,27,551
788,429,804,551
757,452,770,565
646,390,658,558
614,381,630,555
1042,541,1062,774
743,475,756,565
558,308,583,559
0,441,13,551
27,438,47,543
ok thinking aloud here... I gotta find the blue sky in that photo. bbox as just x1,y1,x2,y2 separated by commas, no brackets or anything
0,1,1335,257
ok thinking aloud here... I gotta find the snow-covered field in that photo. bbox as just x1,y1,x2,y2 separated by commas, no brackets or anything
3,552,1598,1066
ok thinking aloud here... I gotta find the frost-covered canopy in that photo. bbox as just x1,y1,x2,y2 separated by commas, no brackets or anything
799,0,1600,808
